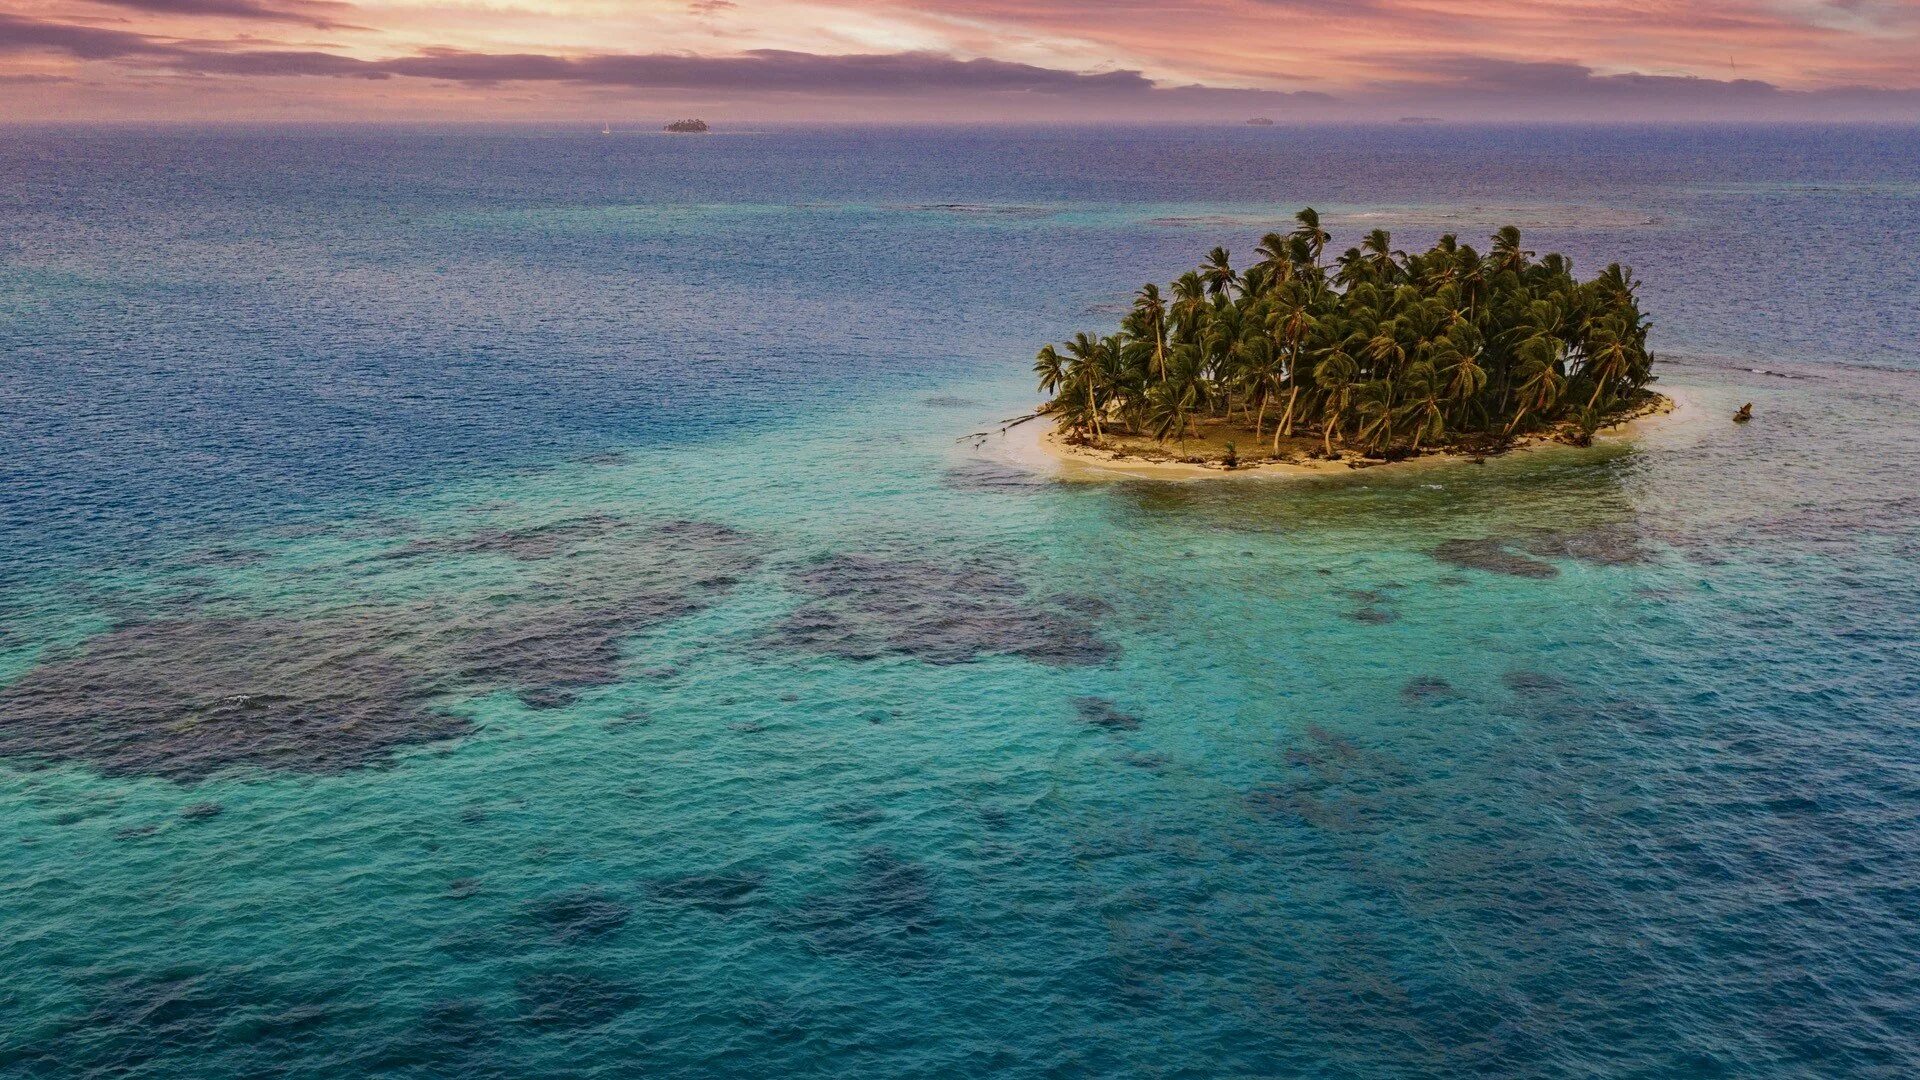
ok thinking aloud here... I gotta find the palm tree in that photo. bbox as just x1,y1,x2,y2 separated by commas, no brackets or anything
1149,344,1209,446
1314,351,1358,456
1201,247,1237,297
1291,207,1330,268
1439,337,1488,414
1254,232,1294,280
1034,344,1067,398
1360,230,1404,281
1491,225,1533,275
1579,319,1636,409
1131,283,1169,381
1170,272,1209,342
1032,212,1656,460
1238,335,1284,438
1064,332,1109,439
1506,337,1566,435
1398,361,1447,450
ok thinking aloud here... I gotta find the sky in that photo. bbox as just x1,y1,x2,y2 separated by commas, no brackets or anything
2,0,1918,121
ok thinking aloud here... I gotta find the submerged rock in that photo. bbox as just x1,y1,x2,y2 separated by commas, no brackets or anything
775,551,1113,667
514,972,642,1028
1074,696,1143,731
1433,524,1651,578
647,872,764,912
941,459,1052,493
0,615,470,782
1514,524,1652,566
1400,676,1457,703
385,514,625,561
450,596,694,706
522,887,633,942
403,998,496,1058
514,685,580,710
0,516,760,780
1431,538,1560,579
777,847,937,958
433,519,760,707
1502,670,1569,695
1049,593,1113,617
64,969,337,1069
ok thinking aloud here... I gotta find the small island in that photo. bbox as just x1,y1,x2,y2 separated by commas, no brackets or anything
664,119,710,133
1033,208,1666,474
1246,117,1276,127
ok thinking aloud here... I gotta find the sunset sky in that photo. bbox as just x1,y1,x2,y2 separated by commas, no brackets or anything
3,0,1918,121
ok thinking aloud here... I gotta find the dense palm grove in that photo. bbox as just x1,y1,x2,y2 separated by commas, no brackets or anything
1035,209,1657,457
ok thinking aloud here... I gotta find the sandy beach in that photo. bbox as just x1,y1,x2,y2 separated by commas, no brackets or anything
983,390,1686,482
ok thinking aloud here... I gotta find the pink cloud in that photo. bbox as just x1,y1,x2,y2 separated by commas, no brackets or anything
2,0,1917,119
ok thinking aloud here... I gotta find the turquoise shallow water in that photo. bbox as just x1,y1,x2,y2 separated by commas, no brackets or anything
3,126,1920,1077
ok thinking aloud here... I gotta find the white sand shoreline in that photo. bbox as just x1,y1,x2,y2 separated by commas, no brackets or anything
979,390,1693,483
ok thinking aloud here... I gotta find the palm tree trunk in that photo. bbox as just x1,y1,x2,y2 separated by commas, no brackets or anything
1503,404,1529,437
1278,386,1299,441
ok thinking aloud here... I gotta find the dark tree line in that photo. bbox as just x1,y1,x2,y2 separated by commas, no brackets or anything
1036,209,1657,456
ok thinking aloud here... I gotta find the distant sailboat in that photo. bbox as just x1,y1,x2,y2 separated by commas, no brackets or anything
601,121,611,135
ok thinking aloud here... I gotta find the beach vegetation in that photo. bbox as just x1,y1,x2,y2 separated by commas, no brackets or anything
1035,210,1659,463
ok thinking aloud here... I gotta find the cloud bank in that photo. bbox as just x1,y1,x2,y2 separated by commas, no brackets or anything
2,1,1917,121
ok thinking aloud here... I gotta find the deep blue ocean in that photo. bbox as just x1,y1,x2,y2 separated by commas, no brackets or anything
2,124,1918,1078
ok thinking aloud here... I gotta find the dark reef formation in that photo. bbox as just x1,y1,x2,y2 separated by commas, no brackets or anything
1431,523,1651,579
0,517,761,781
0,614,470,781
775,847,939,960
522,888,633,942
775,551,1113,667
1074,696,1143,731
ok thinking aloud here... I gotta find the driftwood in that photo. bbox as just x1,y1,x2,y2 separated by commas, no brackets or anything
955,412,1041,443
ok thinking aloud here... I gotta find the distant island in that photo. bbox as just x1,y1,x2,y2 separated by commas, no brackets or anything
1398,116,1444,124
1246,117,1276,126
665,119,710,133
1033,208,1665,474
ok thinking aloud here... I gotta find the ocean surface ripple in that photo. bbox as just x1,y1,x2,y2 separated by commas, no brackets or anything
2,124,1919,1078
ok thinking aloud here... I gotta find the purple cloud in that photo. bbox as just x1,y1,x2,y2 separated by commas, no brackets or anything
3,13,1915,119
1358,55,1920,118
83,0,360,29
191,47,1176,95
0,14,159,59
1385,56,1786,102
